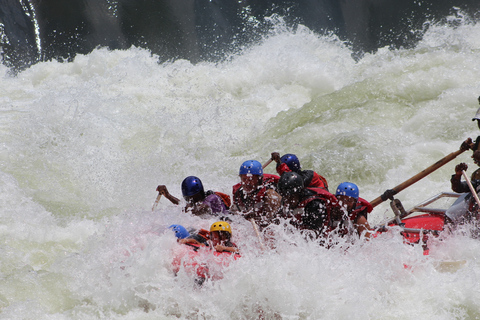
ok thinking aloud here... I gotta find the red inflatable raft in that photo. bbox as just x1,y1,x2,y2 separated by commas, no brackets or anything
172,243,241,281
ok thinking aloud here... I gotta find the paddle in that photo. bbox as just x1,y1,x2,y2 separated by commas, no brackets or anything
250,218,266,251
461,170,480,208
152,193,162,211
262,158,273,169
370,147,468,208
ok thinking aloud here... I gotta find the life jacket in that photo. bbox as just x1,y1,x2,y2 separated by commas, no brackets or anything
301,170,329,190
231,173,280,212
288,187,337,232
205,190,231,209
191,228,210,244
232,184,268,214
327,197,373,237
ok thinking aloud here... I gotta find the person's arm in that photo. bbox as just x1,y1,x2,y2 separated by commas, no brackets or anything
460,137,473,151
214,244,239,253
271,152,291,175
189,202,213,216
355,215,372,238
263,189,282,218
156,185,180,205
179,238,201,245
451,163,470,193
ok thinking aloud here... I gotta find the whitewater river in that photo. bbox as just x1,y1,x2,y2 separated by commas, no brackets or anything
1,16,480,319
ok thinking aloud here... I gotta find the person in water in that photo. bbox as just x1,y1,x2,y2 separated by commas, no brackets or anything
169,224,191,240
156,176,229,217
277,171,337,239
230,160,281,230
209,221,238,253
271,152,329,190
331,182,373,239
168,224,210,246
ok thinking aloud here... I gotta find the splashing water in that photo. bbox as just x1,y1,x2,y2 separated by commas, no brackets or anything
1,17,480,319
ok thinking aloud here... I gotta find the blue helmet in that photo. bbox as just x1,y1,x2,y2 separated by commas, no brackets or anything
169,224,190,239
239,160,263,176
280,154,301,172
181,176,204,197
335,182,359,200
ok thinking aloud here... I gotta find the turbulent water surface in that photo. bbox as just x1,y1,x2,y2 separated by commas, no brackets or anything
1,15,480,320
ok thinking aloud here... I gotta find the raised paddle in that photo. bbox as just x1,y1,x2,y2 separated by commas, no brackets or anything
370,147,468,208
262,158,273,169
152,193,162,211
461,170,480,208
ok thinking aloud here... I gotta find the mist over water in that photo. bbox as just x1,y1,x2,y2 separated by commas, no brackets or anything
1,16,480,319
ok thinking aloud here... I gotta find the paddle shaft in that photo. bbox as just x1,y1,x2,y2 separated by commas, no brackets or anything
461,170,480,208
250,218,265,251
262,158,273,169
370,148,466,208
152,193,162,211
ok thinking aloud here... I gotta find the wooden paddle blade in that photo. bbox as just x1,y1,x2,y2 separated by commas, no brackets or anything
434,260,467,273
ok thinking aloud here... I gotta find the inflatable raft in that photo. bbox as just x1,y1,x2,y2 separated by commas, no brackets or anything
384,192,468,254
172,243,240,281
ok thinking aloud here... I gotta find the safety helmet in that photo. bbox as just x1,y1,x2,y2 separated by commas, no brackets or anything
169,224,190,239
280,154,301,172
181,176,204,197
239,160,263,176
277,172,304,196
335,182,359,200
210,221,232,234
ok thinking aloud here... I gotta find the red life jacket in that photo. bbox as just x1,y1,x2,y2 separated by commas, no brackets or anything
326,197,372,236
231,174,280,213
232,185,268,214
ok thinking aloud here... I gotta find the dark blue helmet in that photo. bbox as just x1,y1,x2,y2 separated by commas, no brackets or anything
280,154,301,172
181,176,204,197
169,224,190,239
335,182,359,200
239,160,263,176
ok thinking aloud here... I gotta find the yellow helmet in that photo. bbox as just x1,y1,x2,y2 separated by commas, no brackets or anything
210,221,232,234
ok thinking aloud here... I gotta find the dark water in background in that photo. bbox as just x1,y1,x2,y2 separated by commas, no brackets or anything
2,0,480,70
